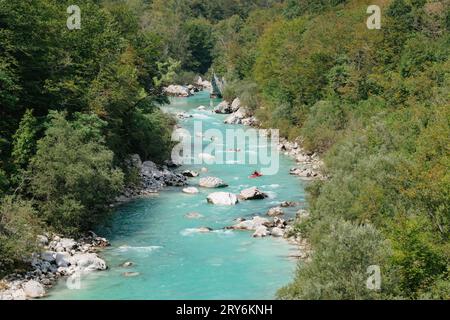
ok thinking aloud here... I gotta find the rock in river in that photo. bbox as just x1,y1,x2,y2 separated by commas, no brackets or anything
207,192,238,205
183,187,199,194
70,253,107,271
239,187,268,200
121,261,134,268
214,100,232,114
267,207,284,216
224,107,249,125
270,227,284,237
252,226,269,238
199,177,228,188
182,170,199,177
231,216,269,230
163,85,191,97
123,272,140,277
185,212,203,219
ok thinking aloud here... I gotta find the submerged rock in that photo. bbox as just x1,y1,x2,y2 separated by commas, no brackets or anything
185,212,203,219
121,261,134,268
207,192,238,205
123,272,140,277
195,227,213,233
183,187,199,194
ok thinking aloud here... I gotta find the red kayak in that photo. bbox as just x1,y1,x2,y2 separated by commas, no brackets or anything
249,172,263,179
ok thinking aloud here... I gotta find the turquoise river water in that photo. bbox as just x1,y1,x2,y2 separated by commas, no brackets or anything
47,91,307,300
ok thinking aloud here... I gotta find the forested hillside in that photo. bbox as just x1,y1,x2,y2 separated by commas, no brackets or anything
210,0,449,299
0,0,448,300
0,0,179,274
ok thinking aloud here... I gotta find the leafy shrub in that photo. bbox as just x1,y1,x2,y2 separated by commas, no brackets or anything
29,112,124,235
0,196,41,276
278,220,398,300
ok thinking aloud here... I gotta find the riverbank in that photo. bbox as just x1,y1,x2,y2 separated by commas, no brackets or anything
0,233,109,300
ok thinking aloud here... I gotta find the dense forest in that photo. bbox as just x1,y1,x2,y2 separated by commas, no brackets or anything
0,0,449,299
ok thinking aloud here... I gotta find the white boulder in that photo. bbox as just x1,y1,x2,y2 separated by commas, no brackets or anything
183,187,199,194
232,216,269,230
224,108,249,124
199,177,228,188
214,101,232,114
252,226,269,238
207,192,238,205
267,207,284,216
70,253,107,271
271,227,284,237
239,187,268,200
59,238,77,251
164,85,191,97
23,280,45,298
230,98,241,112
55,252,71,267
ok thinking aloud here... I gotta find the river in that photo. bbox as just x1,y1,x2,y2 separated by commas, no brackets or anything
46,91,306,300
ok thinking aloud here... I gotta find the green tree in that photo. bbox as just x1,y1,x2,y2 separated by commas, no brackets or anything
183,18,214,74
29,112,124,235
278,220,399,299
0,196,41,276
11,109,38,169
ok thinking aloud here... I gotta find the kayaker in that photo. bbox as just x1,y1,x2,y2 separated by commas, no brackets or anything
250,171,263,178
